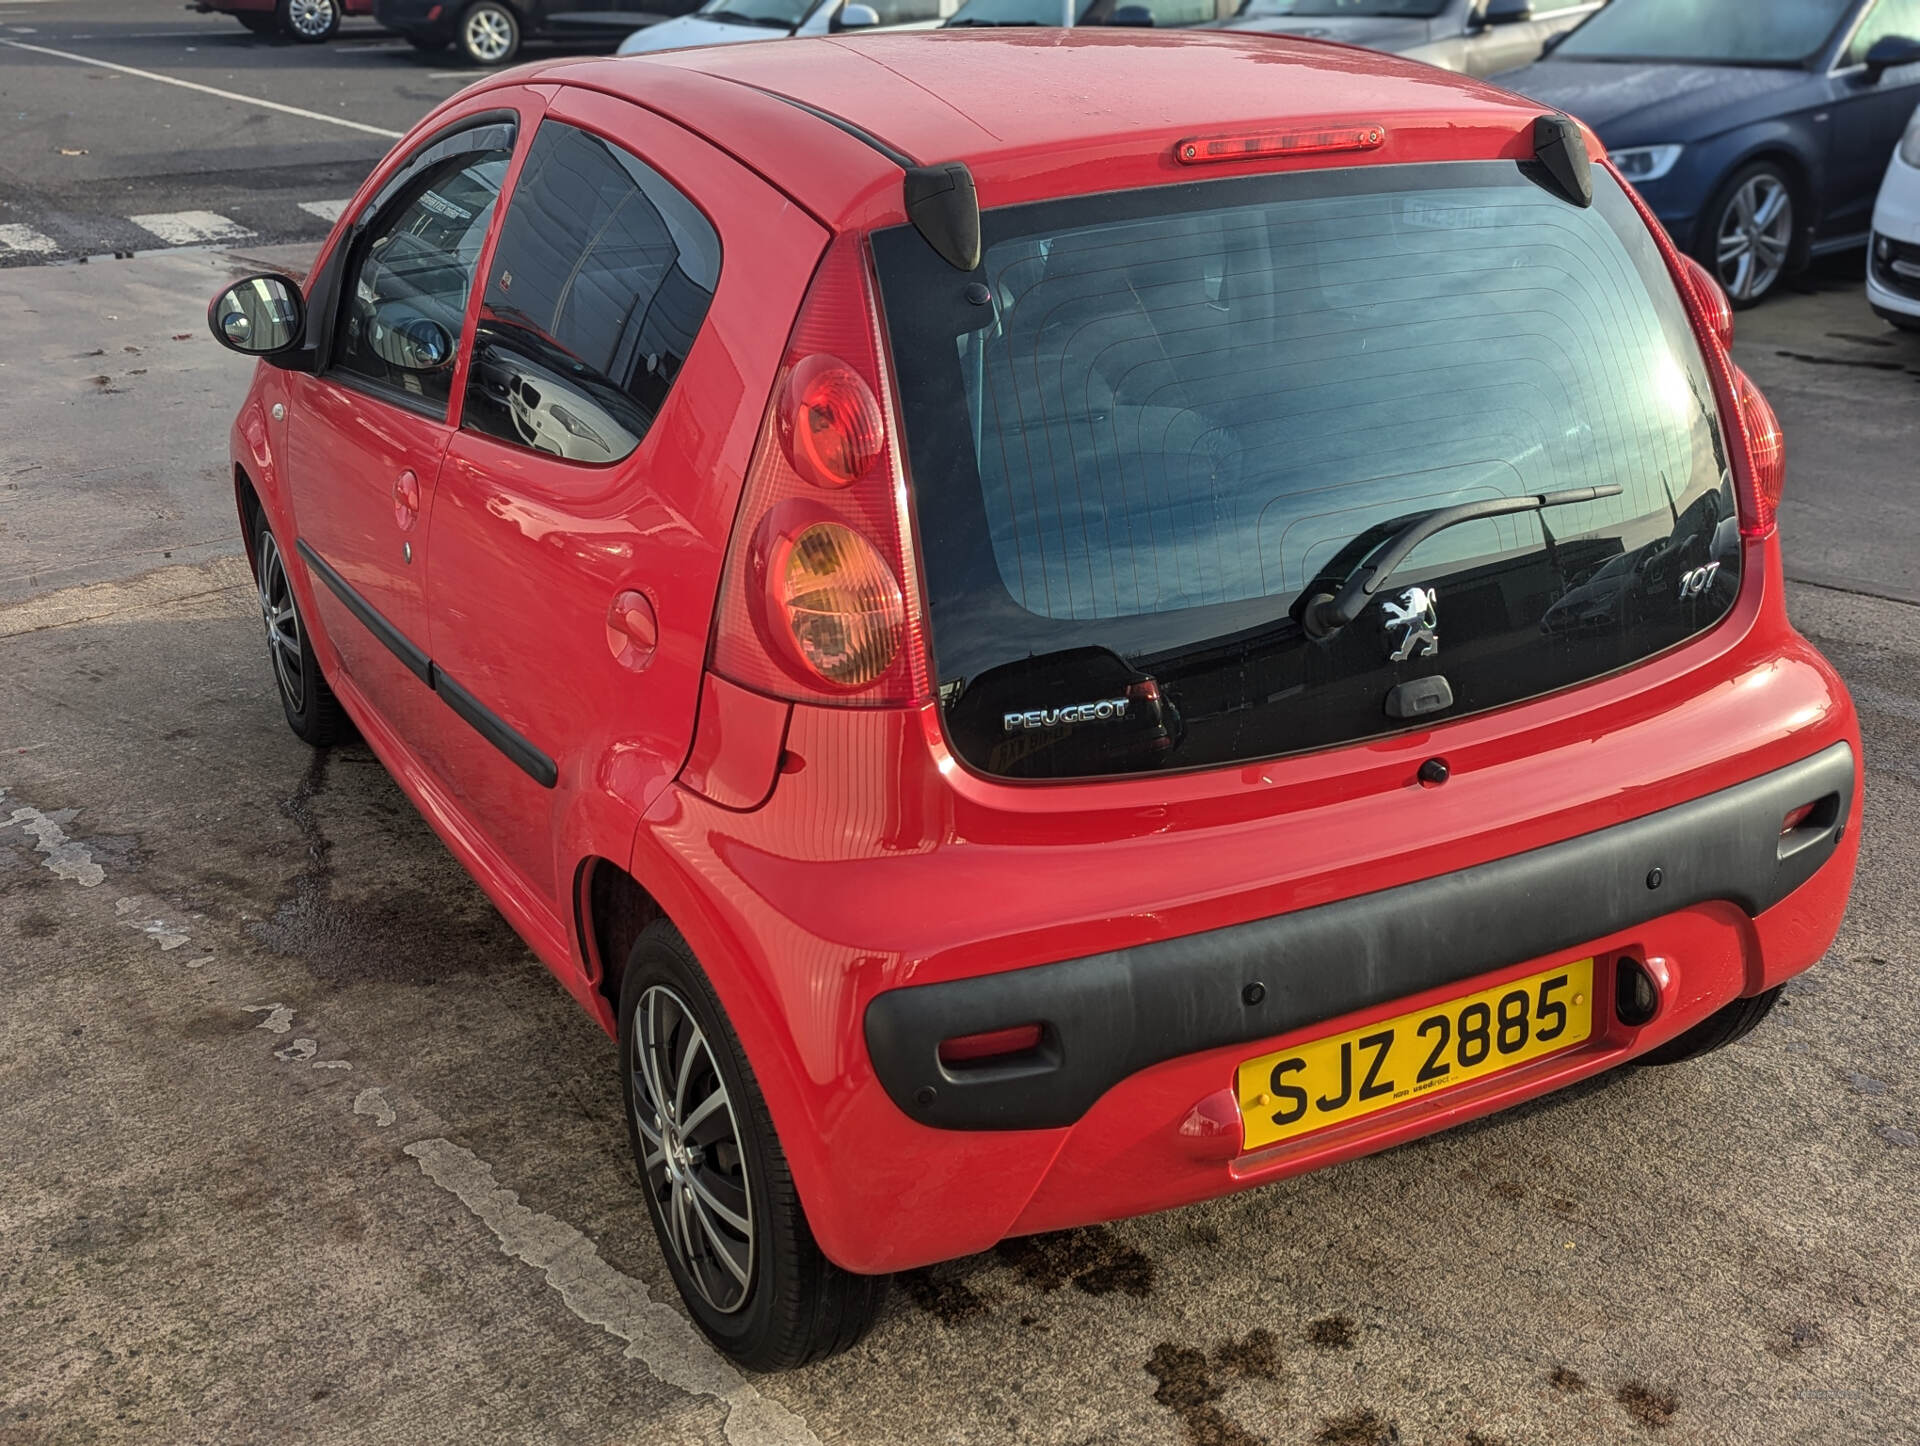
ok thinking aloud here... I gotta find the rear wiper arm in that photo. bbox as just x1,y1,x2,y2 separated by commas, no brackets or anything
1302,485,1623,640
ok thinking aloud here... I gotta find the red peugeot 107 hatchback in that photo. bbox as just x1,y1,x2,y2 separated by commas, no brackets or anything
207,30,1860,1368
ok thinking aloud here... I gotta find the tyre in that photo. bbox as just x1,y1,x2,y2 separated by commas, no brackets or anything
252,515,351,747
405,32,450,51
618,920,888,1370
1638,987,1782,1066
1696,160,1799,309
454,0,520,65
276,0,341,42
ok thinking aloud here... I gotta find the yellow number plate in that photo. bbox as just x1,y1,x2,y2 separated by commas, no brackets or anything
1236,958,1595,1152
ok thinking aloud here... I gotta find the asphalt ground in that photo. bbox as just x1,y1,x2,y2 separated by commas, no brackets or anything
3,22,1920,1446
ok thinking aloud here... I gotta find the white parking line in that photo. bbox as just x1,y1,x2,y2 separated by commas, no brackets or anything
0,38,404,139
129,209,252,246
298,198,350,223
0,223,58,254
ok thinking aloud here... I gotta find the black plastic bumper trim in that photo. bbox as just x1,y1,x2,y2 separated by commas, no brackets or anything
864,742,1856,1131
294,538,556,789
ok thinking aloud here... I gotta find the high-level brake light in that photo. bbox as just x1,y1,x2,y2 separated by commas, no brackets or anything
1174,125,1386,166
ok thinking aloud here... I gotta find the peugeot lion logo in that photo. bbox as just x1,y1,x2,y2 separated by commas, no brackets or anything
1382,586,1439,662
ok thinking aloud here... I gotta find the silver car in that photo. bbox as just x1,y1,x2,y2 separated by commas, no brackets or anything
1220,0,1606,78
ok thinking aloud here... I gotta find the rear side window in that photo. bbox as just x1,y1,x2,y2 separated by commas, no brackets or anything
462,121,720,466
874,163,1740,780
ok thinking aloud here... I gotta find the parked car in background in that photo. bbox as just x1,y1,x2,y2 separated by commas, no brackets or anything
375,0,692,64
616,0,956,58
1219,0,1604,79
1869,102,1920,329
194,0,373,42
942,0,1236,28
1496,0,1920,306
205,27,1858,1371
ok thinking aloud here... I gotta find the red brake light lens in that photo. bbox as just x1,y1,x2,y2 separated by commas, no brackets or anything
1680,256,1733,352
1731,365,1784,536
779,355,884,489
1175,125,1386,166
770,520,905,689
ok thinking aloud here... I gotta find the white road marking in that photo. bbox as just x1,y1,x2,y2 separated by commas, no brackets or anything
128,209,252,246
1,793,105,886
0,38,405,139
244,1003,295,1034
405,1137,821,1446
297,198,349,224
353,1086,396,1127
0,223,57,253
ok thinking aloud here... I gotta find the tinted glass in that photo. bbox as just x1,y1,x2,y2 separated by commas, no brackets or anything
1239,0,1447,16
462,122,720,467
947,0,1086,24
333,145,511,411
875,163,1740,780
697,0,823,25
1847,0,1920,64
1556,0,1853,64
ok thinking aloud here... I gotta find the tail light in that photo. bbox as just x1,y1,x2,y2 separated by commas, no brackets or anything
711,235,928,705
1613,170,1782,539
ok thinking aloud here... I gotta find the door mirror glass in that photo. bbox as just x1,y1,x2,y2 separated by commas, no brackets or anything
1480,0,1533,24
366,306,456,374
836,2,880,27
1865,34,1920,82
207,273,305,356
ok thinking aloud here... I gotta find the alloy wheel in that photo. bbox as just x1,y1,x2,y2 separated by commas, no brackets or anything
256,531,305,715
1715,173,1793,304
463,5,515,62
285,0,337,38
630,984,756,1314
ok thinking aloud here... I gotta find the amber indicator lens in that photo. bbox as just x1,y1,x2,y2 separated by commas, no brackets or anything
774,521,905,688
780,354,885,489
1175,125,1386,166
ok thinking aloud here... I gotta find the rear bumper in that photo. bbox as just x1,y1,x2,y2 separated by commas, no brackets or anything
865,741,1854,1133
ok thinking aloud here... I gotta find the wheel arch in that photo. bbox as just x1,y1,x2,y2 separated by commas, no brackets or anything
1698,138,1819,267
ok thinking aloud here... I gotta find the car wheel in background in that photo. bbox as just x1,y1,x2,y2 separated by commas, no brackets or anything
617,920,888,1369
1637,987,1782,1066
1699,161,1799,309
277,0,342,42
253,517,351,747
454,0,520,64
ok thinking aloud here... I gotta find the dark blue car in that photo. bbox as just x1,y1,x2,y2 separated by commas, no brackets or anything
1497,0,1920,305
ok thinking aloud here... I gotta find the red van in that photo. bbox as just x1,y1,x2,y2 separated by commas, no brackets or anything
206,31,1859,1369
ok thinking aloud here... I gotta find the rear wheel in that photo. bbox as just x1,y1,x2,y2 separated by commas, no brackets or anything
276,0,341,42
1638,987,1782,1066
1697,161,1798,308
454,0,519,64
253,517,350,747
617,921,887,1369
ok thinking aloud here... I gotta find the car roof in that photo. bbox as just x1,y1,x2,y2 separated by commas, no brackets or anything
518,30,1567,225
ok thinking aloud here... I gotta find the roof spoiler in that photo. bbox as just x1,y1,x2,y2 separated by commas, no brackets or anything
1529,113,1593,208
904,162,981,272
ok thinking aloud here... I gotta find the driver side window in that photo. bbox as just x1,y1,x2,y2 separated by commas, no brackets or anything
332,129,515,413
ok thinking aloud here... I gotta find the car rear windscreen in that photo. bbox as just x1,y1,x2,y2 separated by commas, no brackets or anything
872,162,1741,780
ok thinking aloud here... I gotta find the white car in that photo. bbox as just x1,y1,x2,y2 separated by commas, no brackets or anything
1870,102,1920,333
615,0,954,55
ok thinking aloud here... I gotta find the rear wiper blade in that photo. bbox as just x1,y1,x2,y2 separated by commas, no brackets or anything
1301,485,1624,640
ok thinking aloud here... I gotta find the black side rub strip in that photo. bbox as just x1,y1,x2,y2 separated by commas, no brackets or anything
865,742,1856,1131
297,539,429,685
294,539,557,789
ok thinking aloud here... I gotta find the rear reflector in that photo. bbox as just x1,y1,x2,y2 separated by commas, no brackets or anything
1780,802,1817,834
1175,125,1385,166
938,1023,1044,1067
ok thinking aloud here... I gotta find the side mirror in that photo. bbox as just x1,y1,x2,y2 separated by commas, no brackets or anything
834,1,880,27
1479,0,1533,25
207,273,305,357
1864,34,1920,83
1109,3,1154,23
367,306,455,373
